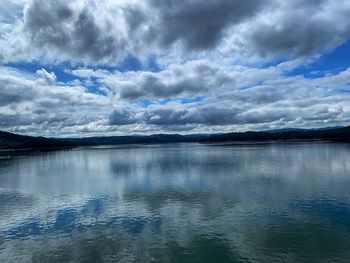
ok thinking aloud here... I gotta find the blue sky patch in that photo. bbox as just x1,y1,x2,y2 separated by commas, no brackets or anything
286,39,350,78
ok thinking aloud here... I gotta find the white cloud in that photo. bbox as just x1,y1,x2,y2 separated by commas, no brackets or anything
36,68,56,85
0,0,350,136
1,0,350,64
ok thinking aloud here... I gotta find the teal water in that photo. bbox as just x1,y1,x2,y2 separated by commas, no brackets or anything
1,143,350,262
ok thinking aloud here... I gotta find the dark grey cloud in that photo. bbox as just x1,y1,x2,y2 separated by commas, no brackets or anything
0,113,35,127
107,106,240,127
107,104,246,127
109,109,137,125
144,106,240,126
0,77,36,106
2,0,350,64
119,70,220,100
146,0,267,50
244,0,350,58
107,102,345,128
24,0,126,63
110,62,234,100
0,112,68,127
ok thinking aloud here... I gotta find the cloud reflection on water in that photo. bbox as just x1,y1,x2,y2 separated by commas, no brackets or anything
1,143,350,262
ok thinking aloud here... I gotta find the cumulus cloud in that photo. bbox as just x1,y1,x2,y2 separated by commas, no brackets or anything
1,0,350,64
109,109,137,125
1,62,350,136
0,0,25,23
71,60,236,100
103,66,350,130
1,1,350,136
235,0,350,58
36,68,56,85
144,0,267,50
22,0,127,64
0,66,112,136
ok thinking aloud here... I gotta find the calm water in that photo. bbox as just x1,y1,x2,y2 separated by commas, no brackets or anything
1,143,350,262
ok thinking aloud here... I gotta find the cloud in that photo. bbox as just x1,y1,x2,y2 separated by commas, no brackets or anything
70,62,220,100
2,63,350,136
144,0,267,51
36,68,56,85
0,0,25,23
69,60,350,132
22,0,127,64
1,0,350,64
1,1,350,136
236,0,350,58
0,66,112,136
109,109,137,125
0,69,38,107
108,61,234,100
159,67,348,127
143,104,241,126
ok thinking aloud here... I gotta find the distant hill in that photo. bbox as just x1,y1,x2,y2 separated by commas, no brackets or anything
66,134,210,146
0,130,75,150
1,126,350,150
201,126,350,143
0,131,210,150
265,126,344,133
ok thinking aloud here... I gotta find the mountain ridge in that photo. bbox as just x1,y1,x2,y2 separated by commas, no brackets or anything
1,126,350,150
0,130,76,150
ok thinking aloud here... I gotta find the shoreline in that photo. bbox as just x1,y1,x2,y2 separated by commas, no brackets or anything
1,139,348,153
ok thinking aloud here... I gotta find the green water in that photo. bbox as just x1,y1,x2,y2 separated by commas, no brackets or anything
1,142,350,262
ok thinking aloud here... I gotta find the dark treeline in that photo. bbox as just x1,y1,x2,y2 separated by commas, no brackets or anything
200,126,350,143
0,130,75,150
1,126,350,150
65,134,208,146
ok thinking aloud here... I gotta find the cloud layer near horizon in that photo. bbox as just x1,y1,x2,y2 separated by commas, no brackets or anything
1,0,350,136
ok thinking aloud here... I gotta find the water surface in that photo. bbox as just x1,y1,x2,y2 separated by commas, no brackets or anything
1,143,350,262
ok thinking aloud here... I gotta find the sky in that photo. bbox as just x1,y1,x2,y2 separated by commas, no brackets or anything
1,0,350,137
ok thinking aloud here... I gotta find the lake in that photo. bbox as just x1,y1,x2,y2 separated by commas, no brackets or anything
1,142,350,262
